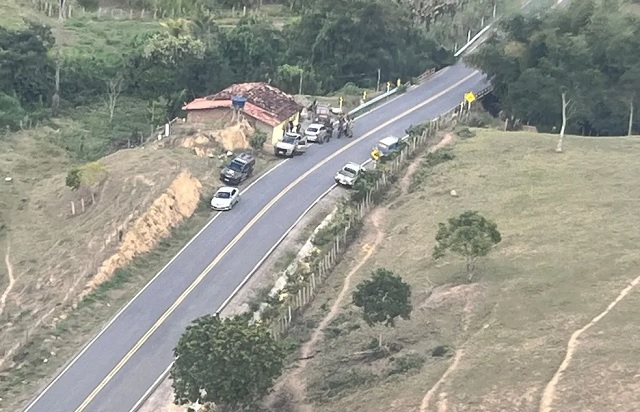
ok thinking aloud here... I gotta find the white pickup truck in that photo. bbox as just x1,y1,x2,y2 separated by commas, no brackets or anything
274,132,308,157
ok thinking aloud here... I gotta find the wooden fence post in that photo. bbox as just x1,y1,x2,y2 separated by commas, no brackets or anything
81,198,85,213
70,201,75,215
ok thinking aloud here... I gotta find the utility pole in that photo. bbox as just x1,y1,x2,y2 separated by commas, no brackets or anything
376,68,381,92
298,71,303,95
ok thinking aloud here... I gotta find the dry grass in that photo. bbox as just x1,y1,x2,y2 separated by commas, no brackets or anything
0,123,279,410
282,129,640,412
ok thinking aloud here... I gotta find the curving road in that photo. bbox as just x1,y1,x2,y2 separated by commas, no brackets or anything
22,63,488,412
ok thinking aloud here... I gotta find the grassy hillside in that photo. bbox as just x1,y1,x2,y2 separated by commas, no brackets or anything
276,130,640,412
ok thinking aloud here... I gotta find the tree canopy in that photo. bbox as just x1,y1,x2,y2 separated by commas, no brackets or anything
171,314,286,411
352,268,412,327
467,0,640,136
433,210,501,281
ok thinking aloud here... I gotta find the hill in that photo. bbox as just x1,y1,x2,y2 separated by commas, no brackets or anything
273,130,640,412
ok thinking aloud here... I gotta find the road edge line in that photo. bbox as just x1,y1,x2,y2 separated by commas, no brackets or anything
128,183,340,412
21,158,288,412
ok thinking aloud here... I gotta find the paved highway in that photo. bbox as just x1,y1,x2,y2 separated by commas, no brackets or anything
22,63,488,412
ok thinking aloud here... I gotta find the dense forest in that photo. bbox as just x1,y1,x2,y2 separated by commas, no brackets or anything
468,0,640,136
0,0,474,137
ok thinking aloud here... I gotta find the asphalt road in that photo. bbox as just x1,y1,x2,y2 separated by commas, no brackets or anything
22,62,488,412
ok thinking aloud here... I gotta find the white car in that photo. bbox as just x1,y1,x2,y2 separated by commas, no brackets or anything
335,162,363,187
210,186,240,211
304,123,328,143
274,132,308,157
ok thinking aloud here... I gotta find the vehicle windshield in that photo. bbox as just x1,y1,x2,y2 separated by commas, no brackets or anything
282,135,297,144
228,161,243,172
215,191,231,199
307,127,319,133
341,167,357,178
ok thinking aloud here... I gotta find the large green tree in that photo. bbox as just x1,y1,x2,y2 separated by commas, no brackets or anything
171,314,286,411
433,210,502,281
352,268,412,347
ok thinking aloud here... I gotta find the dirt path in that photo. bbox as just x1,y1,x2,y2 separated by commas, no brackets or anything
420,349,464,412
538,274,640,412
277,208,387,411
1,244,16,319
272,133,456,411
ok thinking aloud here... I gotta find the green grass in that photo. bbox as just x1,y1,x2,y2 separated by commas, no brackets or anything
280,130,640,412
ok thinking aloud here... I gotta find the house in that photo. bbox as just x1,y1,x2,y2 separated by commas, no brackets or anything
182,82,304,147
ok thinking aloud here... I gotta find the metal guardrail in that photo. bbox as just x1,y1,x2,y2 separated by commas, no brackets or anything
348,87,399,117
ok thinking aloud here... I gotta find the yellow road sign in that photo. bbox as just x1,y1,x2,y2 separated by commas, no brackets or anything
464,92,476,103
339,96,344,108
397,78,401,87
371,148,381,161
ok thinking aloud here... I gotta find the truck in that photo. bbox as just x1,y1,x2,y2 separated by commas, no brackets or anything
314,104,339,136
274,132,308,157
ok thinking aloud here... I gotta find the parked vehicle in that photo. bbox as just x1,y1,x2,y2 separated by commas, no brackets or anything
375,136,403,158
334,162,363,187
274,132,308,157
305,123,329,144
211,186,240,211
220,153,255,185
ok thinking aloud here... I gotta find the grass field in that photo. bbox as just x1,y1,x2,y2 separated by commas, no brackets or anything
275,129,640,412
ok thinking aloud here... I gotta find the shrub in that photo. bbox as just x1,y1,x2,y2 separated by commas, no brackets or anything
431,345,450,357
250,130,267,150
65,168,82,190
388,352,426,376
456,127,476,139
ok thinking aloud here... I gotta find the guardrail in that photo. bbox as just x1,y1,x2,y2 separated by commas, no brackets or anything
348,87,399,117
416,68,437,84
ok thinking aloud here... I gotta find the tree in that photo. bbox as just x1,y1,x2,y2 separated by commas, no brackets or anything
105,75,124,123
433,210,502,281
171,314,286,411
0,21,55,108
467,3,640,136
352,268,412,347
556,88,572,153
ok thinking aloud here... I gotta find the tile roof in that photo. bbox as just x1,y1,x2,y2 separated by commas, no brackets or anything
183,82,303,127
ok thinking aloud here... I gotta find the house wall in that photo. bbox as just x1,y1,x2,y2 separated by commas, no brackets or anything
186,109,228,124
270,111,302,145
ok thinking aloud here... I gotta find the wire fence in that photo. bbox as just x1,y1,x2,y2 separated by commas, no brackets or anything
266,102,467,339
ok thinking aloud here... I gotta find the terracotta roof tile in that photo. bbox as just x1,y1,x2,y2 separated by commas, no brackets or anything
183,82,303,126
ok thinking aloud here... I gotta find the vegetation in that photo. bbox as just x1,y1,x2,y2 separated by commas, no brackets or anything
285,130,640,412
171,314,286,411
352,268,413,347
433,210,502,281
468,0,640,138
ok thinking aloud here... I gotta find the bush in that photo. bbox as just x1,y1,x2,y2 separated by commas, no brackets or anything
456,127,476,139
397,83,408,94
351,169,382,203
431,345,450,357
250,130,267,150
65,168,82,190
462,112,498,129
388,352,426,376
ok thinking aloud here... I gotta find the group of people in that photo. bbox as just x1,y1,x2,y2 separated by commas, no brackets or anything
286,120,302,135
334,114,354,138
